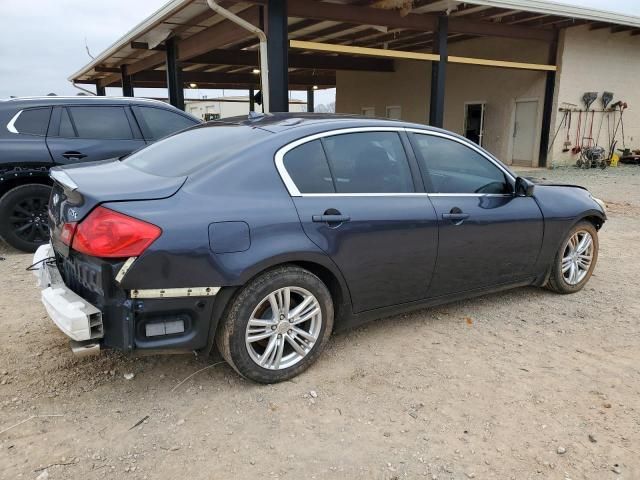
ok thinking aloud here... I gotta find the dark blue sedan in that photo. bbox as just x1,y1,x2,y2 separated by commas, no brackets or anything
33,114,606,383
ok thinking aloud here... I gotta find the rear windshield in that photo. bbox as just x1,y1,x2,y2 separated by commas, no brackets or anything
122,123,270,177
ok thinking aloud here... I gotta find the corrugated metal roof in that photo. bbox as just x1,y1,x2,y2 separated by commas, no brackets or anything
463,0,640,28
68,0,640,85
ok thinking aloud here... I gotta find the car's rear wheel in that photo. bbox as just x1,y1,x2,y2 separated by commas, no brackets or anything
216,266,334,383
0,184,51,252
547,220,598,294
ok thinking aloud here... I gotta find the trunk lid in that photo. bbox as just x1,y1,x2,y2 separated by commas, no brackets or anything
49,159,185,256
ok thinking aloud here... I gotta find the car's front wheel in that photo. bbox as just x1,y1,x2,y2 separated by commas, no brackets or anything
216,266,334,383
0,184,51,252
547,220,599,294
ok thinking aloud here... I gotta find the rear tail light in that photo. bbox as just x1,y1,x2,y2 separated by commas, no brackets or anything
60,222,77,246
71,206,161,258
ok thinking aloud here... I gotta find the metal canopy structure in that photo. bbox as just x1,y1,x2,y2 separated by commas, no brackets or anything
70,0,640,91
69,0,640,162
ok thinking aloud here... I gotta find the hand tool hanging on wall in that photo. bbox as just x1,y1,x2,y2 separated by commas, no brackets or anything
571,110,582,154
595,91,614,145
581,92,598,150
610,100,628,154
563,110,572,152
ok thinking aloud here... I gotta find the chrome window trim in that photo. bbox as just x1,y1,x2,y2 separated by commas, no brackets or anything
275,126,410,197
6,110,22,134
274,126,515,198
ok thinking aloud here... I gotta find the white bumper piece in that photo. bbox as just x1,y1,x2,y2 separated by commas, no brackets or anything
33,244,104,342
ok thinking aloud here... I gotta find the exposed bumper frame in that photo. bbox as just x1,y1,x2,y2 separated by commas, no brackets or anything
34,244,104,342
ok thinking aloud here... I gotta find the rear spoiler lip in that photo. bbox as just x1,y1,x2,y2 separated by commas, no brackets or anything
50,168,79,192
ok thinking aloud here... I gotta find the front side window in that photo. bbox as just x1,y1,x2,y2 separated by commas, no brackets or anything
12,108,51,136
135,106,197,140
410,133,510,194
321,132,414,193
67,106,133,140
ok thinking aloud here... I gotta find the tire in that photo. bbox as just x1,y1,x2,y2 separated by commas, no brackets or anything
546,220,599,294
0,184,52,253
216,266,334,383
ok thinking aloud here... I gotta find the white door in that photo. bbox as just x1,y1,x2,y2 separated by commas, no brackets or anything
386,106,402,120
512,100,538,166
361,107,375,117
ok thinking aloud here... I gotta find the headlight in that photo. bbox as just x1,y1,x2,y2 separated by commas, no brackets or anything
592,196,607,214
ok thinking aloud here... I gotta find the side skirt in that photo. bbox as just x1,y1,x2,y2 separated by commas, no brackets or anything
335,277,538,332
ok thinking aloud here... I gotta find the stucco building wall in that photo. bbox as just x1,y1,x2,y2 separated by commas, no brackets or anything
336,30,639,167
549,25,640,167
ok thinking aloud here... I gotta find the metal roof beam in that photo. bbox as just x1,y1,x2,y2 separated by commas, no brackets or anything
187,49,395,71
286,0,554,41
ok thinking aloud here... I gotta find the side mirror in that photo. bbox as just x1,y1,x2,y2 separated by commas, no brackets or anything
514,176,535,197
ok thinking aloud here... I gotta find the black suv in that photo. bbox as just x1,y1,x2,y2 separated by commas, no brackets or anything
0,97,199,252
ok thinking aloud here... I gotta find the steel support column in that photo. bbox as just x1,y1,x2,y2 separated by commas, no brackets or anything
307,87,315,112
538,33,559,168
96,84,106,96
121,65,134,97
267,0,288,112
249,88,255,112
166,37,185,111
429,15,448,128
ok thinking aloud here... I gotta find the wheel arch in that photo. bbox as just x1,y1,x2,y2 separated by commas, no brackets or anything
203,257,353,356
0,167,52,199
581,213,605,231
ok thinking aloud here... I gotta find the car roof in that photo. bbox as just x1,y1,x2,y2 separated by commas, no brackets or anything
0,96,176,109
207,112,441,134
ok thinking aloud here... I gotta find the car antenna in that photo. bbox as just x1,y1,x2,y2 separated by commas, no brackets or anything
248,111,265,121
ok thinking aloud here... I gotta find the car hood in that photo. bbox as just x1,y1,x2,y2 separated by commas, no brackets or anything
525,176,588,191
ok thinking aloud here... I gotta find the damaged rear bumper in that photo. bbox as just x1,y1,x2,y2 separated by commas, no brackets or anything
33,244,224,355
33,244,104,344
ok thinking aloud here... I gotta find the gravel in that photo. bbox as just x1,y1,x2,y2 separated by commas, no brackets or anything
1,165,639,479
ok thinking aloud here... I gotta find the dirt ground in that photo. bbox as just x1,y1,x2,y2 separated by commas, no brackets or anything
1,165,639,480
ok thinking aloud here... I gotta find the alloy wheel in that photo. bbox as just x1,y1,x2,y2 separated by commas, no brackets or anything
562,230,594,285
9,196,49,244
245,286,323,370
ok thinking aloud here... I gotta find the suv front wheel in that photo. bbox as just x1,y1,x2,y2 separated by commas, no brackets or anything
0,184,51,252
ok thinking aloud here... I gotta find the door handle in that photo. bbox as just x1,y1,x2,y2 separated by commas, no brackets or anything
312,214,351,223
62,151,87,160
442,213,470,221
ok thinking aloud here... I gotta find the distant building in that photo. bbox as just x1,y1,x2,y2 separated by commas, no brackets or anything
185,96,307,121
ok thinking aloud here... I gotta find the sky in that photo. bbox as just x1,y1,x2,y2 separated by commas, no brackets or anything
1,0,639,103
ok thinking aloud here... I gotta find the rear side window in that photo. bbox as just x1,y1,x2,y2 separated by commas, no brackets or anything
410,133,510,194
67,106,133,140
123,124,270,177
12,108,51,136
135,106,197,140
58,108,76,137
283,140,335,193
321,132,414,193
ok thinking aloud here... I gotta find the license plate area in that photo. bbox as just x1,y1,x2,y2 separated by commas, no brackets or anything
57,251,112,299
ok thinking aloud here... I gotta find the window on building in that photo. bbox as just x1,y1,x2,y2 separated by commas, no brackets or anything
386,106,402,120
410,133,510,194
361,107,375,118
